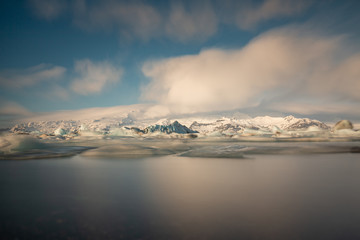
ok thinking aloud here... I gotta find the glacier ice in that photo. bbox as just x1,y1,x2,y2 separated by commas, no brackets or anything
4,108,359,160
54,128,67,136
5,114,360,142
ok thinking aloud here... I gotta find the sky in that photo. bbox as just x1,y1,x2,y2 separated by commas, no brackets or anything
0,0,360,124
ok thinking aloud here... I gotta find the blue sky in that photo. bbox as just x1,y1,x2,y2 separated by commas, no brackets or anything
0,0,360,121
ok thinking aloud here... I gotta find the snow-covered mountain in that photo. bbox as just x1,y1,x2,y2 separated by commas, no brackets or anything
190,115,330,134
4,103,360,140
145,121,198,134
8,113,337,139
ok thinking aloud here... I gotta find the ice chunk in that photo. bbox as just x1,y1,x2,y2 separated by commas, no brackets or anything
79,124,88,131
54,128,67,136
109,127,143,137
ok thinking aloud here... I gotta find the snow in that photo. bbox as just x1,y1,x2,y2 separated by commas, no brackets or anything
5,104,360,141
3,105,360,160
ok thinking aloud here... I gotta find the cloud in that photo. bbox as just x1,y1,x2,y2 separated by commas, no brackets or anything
165,1,218,42
0,64,66,88
72,0,162,41
72,0,217,42
266,101,360,116
70,59,123,95
28,0,312,42
29,0,67,20
0,60,122,99
0,101,32,117
234,0,312,30
141,26,360,115
0,101,34,128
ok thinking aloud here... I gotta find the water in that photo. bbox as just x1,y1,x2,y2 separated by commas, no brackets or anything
1,151,360,239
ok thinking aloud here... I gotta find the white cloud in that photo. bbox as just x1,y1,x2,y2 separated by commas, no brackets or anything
71,0,219,42
263,100,360,116
0,64,66,88
72,0,162,41
165,1,218,42
0,60,122,99
141,27,360,115
29,0,67,20
28,0,312,42
234,0,312,30
70,59,123,95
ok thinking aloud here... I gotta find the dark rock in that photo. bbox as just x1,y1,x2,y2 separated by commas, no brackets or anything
144,121,198,134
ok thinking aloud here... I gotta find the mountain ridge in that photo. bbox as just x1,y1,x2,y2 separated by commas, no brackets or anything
9,115,333,138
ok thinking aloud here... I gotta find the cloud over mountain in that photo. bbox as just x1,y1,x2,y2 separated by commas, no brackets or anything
142,26,360,115
0,101,32,117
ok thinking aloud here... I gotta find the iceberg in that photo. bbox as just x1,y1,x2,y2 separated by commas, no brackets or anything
6,112,359,141
54,128,67,136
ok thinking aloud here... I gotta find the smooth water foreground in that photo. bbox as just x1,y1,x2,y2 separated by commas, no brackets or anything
1,151,360,239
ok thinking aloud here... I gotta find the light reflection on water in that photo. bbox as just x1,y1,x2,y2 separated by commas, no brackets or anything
1,153,360,239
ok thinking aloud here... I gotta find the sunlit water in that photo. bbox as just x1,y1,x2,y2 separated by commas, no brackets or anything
1,149,360,239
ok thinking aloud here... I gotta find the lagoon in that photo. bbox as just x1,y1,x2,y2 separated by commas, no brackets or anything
1,151,360,239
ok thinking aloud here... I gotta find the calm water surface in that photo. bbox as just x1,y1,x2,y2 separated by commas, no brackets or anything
1,153,360,239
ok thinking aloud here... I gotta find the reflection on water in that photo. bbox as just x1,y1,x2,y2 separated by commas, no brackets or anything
1,154,360,239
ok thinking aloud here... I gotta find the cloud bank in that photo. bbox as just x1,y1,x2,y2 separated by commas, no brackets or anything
142,27,360,115
28,0,311,42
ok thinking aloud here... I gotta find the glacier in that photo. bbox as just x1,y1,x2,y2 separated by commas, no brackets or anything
1,109,360,160
7,114,359,140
